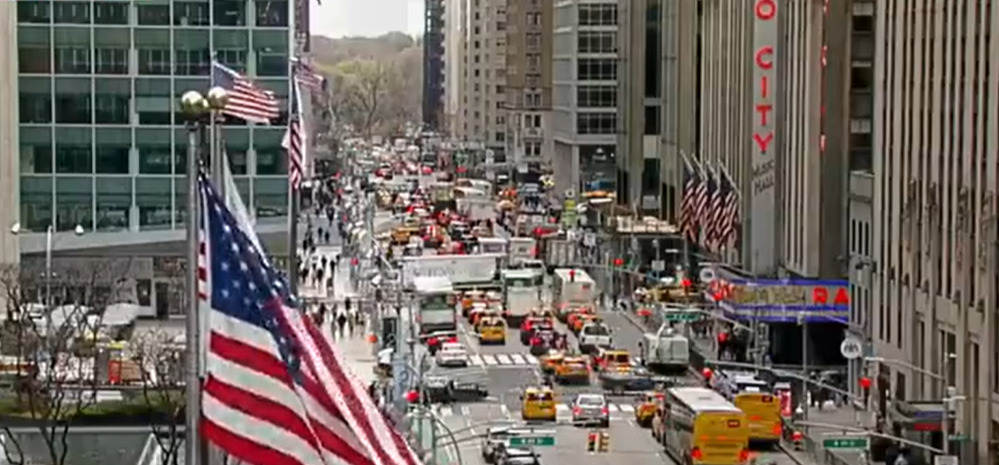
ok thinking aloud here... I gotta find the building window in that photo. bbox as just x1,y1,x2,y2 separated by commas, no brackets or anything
526,12,541,25
257,51,288,77
255,0,288,27
495,132,505,143
578,4,617,26
175,49,210,76
94,48,128,75
527,53,542,72
93,2,128,25
578,58,616,81
17,1,51,24
577,85,616,108
55,94,91,124
138,49,172,76
578,31,616,54
138,4,171,26
216,49,248,74
55,48,91,74
174,2,210,26
56,144,92,174
20,92,52,124
214,0,247,26
54,2,90,24
526,33,541,50
577,112,616,134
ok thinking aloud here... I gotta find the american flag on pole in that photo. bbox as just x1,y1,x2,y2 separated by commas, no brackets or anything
292,57,327,93
679,153,700,241
696,162,714,249
211,61,281,124
707,167,725,251
197,173,420,465
718,168,740,248
281,78,306,189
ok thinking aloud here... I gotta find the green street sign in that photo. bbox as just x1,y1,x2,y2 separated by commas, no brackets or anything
665,312,702,322
822,437,868,449
509,436,556,447
948,434,970,442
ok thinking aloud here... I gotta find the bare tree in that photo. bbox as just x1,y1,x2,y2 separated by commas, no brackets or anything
329,59,392,139
0,259,132,465
130,329,185,465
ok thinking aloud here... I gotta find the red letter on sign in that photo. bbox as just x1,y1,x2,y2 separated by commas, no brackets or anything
753,132,774,153
755,46,774,70
755,104,772,126
812,287,829,304
755,0,777,20
834,288,850,305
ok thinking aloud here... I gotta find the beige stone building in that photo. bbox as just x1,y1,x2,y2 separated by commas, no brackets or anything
502,0,553,169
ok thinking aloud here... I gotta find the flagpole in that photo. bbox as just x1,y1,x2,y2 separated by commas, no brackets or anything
286,78,300,295
180,91,207,465
679,151,691,271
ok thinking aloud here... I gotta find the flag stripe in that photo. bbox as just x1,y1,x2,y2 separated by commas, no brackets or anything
212,61,280,124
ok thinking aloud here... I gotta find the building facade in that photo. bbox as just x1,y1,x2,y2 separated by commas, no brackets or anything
450,0,507,156
551,0,618,198
503,0,553,170
1,0,20,321
870,0,999,461
16,0,293,247
443,0,466,137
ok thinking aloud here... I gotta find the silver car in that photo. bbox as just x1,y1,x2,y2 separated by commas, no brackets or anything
570,393,610,427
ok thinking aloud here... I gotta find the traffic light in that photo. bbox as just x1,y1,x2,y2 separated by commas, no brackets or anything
613,257,625,267
569,269,576,282
598,432,610,452
859,376,872,406
586,431,598,452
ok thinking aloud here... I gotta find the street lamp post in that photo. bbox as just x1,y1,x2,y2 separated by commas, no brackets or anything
9,222,84,336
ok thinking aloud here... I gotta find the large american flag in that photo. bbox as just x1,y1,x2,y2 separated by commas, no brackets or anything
197,173,420,465
718,169,740,248
281,78,306,189
701,166,720,250
679,154,700,241
211,61,280,124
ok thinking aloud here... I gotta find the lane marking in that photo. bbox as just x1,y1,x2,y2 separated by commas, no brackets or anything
555,403,571,413
607,404,620,412
439,405,454,418
618,404,635,413
481,354,498,365
500,404,510,418
525,354,539,364
468,354,484,366
496,354,513,365
509,353,527,365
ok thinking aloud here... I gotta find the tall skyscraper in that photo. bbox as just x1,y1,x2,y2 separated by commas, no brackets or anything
870,1,999,461
503,0,553,171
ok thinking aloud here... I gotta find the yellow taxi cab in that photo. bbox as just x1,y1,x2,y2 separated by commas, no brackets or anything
634,391,665,427
520,386,557,421
478,316,506,344
554,355,591,384
461,291,484,317
391,227,419,245
593,348,631,372
470,306,499,329
571,313,600,333
538,350,566,374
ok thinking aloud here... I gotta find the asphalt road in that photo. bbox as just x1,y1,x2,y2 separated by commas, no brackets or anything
422,283,679,465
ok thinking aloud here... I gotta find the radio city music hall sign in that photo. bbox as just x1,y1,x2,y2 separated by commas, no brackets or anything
753,0,776,154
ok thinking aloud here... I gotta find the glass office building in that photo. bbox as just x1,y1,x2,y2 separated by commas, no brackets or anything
16,0,293,235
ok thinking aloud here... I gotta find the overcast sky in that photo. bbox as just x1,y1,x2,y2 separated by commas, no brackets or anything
310,0,425,38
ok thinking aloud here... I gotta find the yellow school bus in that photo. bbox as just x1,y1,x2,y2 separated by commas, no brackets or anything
732,391,781,445
662,387,750,465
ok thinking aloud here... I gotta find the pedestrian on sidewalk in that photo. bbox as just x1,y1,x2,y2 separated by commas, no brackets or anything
336,312,348,339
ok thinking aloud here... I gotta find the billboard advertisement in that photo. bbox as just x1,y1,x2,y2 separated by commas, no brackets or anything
748,0,779,273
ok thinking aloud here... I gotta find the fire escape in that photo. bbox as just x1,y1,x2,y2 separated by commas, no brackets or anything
422,0,444,132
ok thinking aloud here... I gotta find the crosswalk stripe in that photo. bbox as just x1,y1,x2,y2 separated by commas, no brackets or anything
525,354,539,364
481,354,498,365
555,404,571,413
607,404,620,412
468,354,484,366
438,406,454,417
618,404,635,413
496,354,513,365
509,353,526,364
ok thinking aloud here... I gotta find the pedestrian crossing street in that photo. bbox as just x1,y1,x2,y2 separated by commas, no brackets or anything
466,353,540,367
432,402,637,419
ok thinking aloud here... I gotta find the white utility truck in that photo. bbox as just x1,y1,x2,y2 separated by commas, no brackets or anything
500,269,544,326
642,322,691,375
411,276,458,336
400,254,502,289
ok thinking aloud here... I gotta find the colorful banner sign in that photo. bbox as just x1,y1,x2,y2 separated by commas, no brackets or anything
706,276,849,323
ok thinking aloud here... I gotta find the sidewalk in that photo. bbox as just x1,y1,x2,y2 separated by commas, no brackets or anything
796,404,873,465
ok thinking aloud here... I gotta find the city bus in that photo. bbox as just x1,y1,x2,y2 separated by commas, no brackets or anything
662,387,750,465
711,371,781,445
